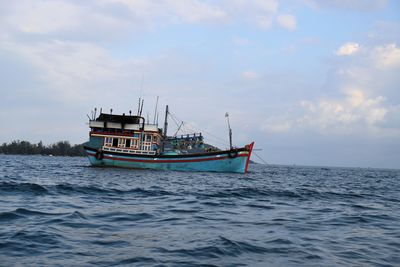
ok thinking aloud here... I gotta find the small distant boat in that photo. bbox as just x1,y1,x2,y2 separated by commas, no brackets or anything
84,103,254,173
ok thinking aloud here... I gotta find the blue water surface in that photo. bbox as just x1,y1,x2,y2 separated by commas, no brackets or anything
0,155,399,266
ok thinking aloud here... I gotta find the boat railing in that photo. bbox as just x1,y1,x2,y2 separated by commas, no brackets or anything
102,146,156,155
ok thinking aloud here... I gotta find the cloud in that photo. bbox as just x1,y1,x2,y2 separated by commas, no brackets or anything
254,41,400,138
262,121,291,134
332,43,400,97
295,42,400,133
298,88,388,130
241,70,259,80
0,1,130,42
372,43,400,69
4,0,81,34
303,0,388,12
0,0,288,42
0,39,147,103
336,42,360,56
224,0,279,30
277,14,297,31
106,0,227,23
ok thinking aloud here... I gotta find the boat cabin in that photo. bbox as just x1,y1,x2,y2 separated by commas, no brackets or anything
88,113,163,155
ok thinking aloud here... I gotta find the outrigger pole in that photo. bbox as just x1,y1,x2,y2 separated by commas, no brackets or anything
225,112,233,150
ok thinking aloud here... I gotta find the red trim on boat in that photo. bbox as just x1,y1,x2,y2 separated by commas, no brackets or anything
87,152,247,164
244,142,255,173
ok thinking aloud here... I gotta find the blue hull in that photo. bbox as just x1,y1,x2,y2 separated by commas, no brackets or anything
84,147,253,173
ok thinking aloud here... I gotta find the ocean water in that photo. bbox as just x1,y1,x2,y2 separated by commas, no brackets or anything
0,155,399,266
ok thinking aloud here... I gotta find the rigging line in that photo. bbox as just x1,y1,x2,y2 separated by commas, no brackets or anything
173,121,184,137
169,112,229,144
253,151,268,165
170,120,226,147
169,114,188,135
169,114,181,128
187,124,229,146
168,112,231,148
203,138,230,148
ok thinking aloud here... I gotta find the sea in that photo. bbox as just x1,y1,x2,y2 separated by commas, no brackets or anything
0,155,399,267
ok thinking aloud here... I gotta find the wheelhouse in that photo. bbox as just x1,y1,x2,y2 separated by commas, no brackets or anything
88,113,162,155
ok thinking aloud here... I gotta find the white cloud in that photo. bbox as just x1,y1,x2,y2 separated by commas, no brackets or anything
336,42,360,56
5,0,81,34
372,43,400,69
262,121,291,134
257,41,400,137
0,0,286,41
298,88,388,129
167,0,227,23
224,0,279,30
1,39,141,102
303,0,388,11
242,70,259,80
103,0,227,24
0,1,130,41
277,14,297,31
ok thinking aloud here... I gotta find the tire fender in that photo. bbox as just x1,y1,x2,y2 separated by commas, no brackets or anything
95,151,104,160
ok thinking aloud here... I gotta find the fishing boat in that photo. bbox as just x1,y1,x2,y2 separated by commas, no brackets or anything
83,104,254,173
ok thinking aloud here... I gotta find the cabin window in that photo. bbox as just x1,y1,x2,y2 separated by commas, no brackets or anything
133,133,140,138
131,139,139,149
112,138,118,147
104,137,112,146
126,139,131,148
118,138,126,147
146,134,152,142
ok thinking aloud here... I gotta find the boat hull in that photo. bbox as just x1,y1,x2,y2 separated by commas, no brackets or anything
84,143,254,173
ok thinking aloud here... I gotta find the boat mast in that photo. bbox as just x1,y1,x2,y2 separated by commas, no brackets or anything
139,99,144,116
153,96,159,125
225,112,233,150
163,105,169,137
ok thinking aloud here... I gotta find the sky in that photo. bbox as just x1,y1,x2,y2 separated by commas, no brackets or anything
1,0,399,169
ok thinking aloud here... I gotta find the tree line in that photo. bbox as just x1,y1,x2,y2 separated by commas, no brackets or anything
0,140,86,157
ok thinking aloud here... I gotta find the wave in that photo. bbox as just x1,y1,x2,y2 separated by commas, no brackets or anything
196,187,302,199
0,181,173,197
156,236,270,259
0,208,66,222
92,211,154,222
0,182,48,194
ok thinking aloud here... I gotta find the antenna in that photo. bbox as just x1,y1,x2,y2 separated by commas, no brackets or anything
94,108,97,119
110,108,113,114
137,74,144,116
225,112,233,150
139,75,144,98
129,110,132,116
153,96,159,124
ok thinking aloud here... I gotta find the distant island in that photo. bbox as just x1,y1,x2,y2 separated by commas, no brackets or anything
0,140,85,157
